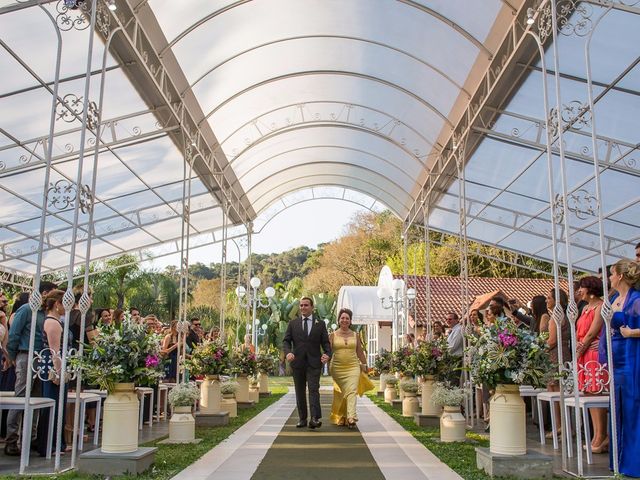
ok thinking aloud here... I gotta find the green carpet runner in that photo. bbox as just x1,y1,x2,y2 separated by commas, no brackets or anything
251,393,385,479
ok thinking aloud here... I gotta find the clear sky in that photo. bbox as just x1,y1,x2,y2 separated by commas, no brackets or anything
148,199,371,270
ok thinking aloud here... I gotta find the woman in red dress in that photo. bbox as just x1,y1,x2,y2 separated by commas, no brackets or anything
575,275,608,451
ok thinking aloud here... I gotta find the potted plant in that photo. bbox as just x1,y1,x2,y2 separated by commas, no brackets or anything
432,382,466,442
186,340,231,414
391,346,414,400
410,338,453,417
384,376,398,403
467,318,553,455
220,381,238,418
256,353,277,394
374,350,393,392
167,382,199,443
74,321,164,453
231,348,258,403
400,379,420,417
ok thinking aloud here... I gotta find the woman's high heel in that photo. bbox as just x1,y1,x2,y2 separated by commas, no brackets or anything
347,418,356,429
592,438,609,454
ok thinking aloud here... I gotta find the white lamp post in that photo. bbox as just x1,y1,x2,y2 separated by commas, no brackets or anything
377,279,415,351
236,277,274,354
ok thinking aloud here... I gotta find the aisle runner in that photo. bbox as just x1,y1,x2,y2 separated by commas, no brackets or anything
171,387,462,480
250,393,386,480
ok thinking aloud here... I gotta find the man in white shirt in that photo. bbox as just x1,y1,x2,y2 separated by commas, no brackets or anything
446,312,463,357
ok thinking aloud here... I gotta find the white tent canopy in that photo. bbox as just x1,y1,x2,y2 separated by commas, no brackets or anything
336,286,393,325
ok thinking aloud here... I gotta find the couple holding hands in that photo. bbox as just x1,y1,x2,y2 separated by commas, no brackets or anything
283,297,374,429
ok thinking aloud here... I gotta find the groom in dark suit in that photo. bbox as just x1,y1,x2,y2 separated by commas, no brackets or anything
283,296,332,428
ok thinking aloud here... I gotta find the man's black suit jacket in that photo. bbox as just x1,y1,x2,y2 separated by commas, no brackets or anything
283,315,332,369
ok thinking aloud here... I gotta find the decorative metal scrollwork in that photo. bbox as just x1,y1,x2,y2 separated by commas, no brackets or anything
552,189,598,224
537,3,553,43
560,361,575,394
56,0,91,32
32,347,79,383
578,360,610,394
47,180,93,213
95,3,111,36
548,101,591,137
56,94,99,128
556,0,594,37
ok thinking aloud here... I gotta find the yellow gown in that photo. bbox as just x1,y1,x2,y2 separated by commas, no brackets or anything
329,331,375,425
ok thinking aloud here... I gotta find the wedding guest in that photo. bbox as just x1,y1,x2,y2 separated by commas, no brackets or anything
575,276,607,452
37,289,72,456
161,321,179,382
432,321,445,339
606,259,640,476
130,307,142,324
544,288,571,438
112,308,125,327
95,308,112,327
4,281,58,456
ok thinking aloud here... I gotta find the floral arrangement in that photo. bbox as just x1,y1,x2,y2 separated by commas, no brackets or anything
466,318,553,388
385,376,399,386
220,381,239,395
256,353,278,374
400,379,419,394
168,382,199,407
373,349,393,375
231,348,257,376
431,382,465,407
391,346,415,375
73,320,164,392
380,372,395,383
186,340,231,376
409,338,455,380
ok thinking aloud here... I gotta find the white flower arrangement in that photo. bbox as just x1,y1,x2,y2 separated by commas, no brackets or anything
431,382,465,407
400,379,419,394
168,382,200,407
220,381,239,395
385,376,399,386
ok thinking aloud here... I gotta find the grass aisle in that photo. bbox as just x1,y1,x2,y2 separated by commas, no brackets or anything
0,386,287,480
366,394,520,480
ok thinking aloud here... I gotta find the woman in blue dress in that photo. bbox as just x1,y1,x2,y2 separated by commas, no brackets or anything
605,258,640,477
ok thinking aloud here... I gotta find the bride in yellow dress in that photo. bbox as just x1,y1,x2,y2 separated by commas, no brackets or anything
329,308,375,428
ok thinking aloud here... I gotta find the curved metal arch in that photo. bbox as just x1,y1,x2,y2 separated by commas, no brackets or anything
244,164,411,207
234,144,419,190
249,174,409,217
227,123,433,172
252,186,395,234
184,35,470,98
161,0,490,58
201,70,454,127
220,100,437,153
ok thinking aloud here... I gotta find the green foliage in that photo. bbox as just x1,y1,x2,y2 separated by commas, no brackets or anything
231,348,258,376
373,349,392,375
467,318,554,388
256,353,278,374
186,340,231,376
410,338,456,381
72,320,164,392
391,346,415,375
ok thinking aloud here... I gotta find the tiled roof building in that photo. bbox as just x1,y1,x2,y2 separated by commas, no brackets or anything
406,276,569,327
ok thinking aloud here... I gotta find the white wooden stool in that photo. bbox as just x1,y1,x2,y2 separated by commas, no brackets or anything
536,391,563,449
